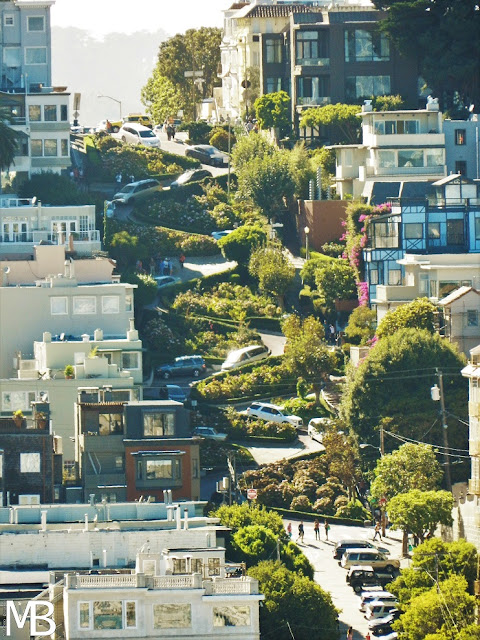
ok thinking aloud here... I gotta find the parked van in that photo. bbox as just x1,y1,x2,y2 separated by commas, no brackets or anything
221,344,270,371
360,591,397,612
341,549,400,573
113,179,161,205
364,600,398,620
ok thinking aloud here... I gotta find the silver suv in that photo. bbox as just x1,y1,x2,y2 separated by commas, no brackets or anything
243,402,302,428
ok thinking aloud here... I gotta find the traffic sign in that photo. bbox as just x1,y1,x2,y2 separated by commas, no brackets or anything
379,497,387,507
247,488,257,500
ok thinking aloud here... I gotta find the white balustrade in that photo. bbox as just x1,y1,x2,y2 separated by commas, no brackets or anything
76,574,137,588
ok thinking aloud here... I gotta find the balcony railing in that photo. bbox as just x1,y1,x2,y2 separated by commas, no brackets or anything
0,230,100,244
206,577,259,595
74,574,138,588
0,197,34,208
297,96,330,106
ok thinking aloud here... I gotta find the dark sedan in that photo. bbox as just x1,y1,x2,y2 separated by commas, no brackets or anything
184,144,229,167
169,169,213,188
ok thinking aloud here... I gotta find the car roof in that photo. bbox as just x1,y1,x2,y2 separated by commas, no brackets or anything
227,345,266,358
349,565,375,573
361,590,393,598
337,539,371,546
345,548,379,554
121,122,152,131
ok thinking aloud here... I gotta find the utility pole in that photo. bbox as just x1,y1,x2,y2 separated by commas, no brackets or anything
436,368,452,491
227,116,232,197
379,424,386,537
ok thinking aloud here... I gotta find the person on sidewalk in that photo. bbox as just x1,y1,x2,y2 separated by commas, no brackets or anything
179,253,186,269
314,519,320,540
287,522,292,539
324,519,330,541
297,521,305,543
347,626,353,640
373,521,382,541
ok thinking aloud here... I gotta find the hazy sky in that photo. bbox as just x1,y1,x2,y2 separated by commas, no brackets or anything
51,0,227,38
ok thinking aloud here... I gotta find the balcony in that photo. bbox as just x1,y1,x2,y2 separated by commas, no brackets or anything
205,577,260,595
297,96,330,106
365,133,445,148
373,284,418,303
0,230,100,245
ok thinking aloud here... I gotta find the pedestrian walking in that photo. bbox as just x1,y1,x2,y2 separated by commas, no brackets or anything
149,257,156,276
373,521,382,541
179,253,185,269
347,626,353,640
324,519,330,541
297,521,304,543
314,519,320,540
365,633,371,640
115,172,122,184
329,323,336,344
287,523,292,539
162,258,170,276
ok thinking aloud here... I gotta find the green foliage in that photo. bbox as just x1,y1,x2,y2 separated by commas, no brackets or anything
300,103,362,144
0,108,20,171
17,172,93,205
217,224,267,266
249,245,295,302
300,254,338,287
372,0,480,113
288,142,315,199
339,328,467,445
248,561,340,640
236,150,295,216
141,74,184,125
233,525,277,564
322,428,362,501
388,489,453,542
141,316,184,358
314,260,357,311
254,91,291,136
320,242,344,258
344,201,374,280
212,502,285,536
123,272,157,308
370,443,443,504
178,120,212,144
209,126,235,152
345,305,377,345
372,94,405,111
221,407,297,442
377,298,437,338
311,146,336,177
393,574,475,640
231,132,276,171
144,27,221,120
335,498,370,520
110,231,141,268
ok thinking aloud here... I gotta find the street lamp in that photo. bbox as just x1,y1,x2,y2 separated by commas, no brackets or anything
359,443,381,453
97,94,122,120
304,226,310,260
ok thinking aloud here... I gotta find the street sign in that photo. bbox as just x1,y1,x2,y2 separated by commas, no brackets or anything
247,488,257,500
379,497,387,507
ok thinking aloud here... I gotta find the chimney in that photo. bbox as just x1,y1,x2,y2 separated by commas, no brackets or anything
176,506,182,530
82,334,89,342
94,329,103,341
362,99,373,112
1,266,10,287
43,332,52,343
127,318,138,341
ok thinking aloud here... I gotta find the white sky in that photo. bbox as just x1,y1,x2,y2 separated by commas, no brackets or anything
50,0,227,38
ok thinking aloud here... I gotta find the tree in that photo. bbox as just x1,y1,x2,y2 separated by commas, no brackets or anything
314,260,357,312
322,428,362,501
110,231,141,268
254,91,291,136
209,127,235,152
388,489,453,544
300,103,362,144
124,272,158,308
248,561,340,640
17,172,92,206
249,245,295,308
393,575,475,640
217,224,266,266
339,329,467,445
233,525,277,565
236,150,295,216
212,502,285,535
288,143,314,199
376,297,437,339
231,133,276,172
372,0,480,114
283,315,336,402
141,74,185,124
345,305,376,345
143,27,222,120
0,108,18,172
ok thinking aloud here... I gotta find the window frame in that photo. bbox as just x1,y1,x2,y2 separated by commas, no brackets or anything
102,295,120,314
50,296,68,315
25,47,47,65
43,139,58,157
265,37,282,64
44,105,57,122
404,223,423,239
455,129,466,145
29,105,42,122
143,411,175,437
122,351,140,370
467,310,479,327
27,16,45,32
388,269,402,286
20,452,41,473
4,14,14,27
73,296,96,315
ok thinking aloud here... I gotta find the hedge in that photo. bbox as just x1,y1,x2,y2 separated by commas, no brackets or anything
267,506,365,528
159,267,239,301
196,354,285,385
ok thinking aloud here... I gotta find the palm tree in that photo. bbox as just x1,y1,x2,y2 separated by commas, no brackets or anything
0,107,19,172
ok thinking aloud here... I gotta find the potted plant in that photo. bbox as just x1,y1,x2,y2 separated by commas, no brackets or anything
13,410,24,428
64,364,75,379
36,412,48,430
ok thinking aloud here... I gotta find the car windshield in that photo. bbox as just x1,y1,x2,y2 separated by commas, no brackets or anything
202,146,218,155
177,172,195,184
118,185,135,194
140,130,155,138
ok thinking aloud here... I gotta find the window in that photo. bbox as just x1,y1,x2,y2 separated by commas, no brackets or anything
79,603,90,629
455,129,466,145
296,30,328,64
102,296,120,314
428,222,440,239
374,120,419,135
192,458,199,478
297,76,330,104
43,139,57,157
153,604,191,629
146,459,179,480
73,297,96,314
98,414,123,436
143,412,175,436
3,391,36,412
28,16,45,31
60,104,68,121
213,606,251,627
467,310,479,327
4,14,14,26
125,294,133,312
370,268,379,285
446,219,464,246
50,297,68,315
208,557,221,576
439,281,460,297
3,47,21,67
426,149,444,167
398,149,423,168
61,139,69,156
25,47,47,65
404,223,423,239
115,456,123,470
475,217,480,240
122,352,140,370
455,160,467,176
31,139,42,157
388,269,402,285
29,105,41,122
91,601,136,630
345,29,390,62
266,77,282,93
346,75,391,100
378,150,395,168
44,105,57,122
419,273,429,295
265,38,282,63
20,453,41,473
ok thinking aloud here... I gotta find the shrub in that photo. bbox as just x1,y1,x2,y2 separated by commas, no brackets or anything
281,397,327,421
209,126,236,152
335,499,370,520
178,120,212,144
290,495,312,511
321,241,345,258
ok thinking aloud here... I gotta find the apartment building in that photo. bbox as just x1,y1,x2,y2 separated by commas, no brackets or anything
0,0,71,182
75,391,200,503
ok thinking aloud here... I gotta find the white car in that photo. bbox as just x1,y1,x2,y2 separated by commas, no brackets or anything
221,344,270,372
211,229,235,241
307,417,333,442
192,426,227,441
119,123,160,148
242,402,302,429
154,275,181,289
